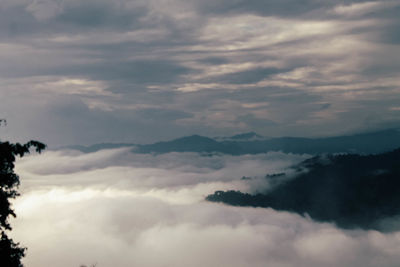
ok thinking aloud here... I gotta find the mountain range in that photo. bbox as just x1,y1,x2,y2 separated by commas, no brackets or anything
67,128,400,155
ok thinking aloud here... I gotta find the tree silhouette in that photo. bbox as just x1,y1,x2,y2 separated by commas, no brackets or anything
0,140,45,267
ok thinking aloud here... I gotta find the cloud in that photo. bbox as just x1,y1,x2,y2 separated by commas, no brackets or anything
9,148,400,267
332,1,387,17
193,0,334,17
1,0,399,265
1,0,400,146
16,148,306,190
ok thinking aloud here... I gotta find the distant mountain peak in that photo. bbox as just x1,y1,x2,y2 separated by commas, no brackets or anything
136,134,225,153
230,132,263,140
164,135,219,145
64,128,400,155
178,134,215,141
215,132,265,141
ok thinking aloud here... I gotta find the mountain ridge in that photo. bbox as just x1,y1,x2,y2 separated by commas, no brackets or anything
206,147,400,231
136,128,400,155
63,128,400,155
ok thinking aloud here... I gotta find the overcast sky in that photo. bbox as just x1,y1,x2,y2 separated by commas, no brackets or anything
1,0,400,146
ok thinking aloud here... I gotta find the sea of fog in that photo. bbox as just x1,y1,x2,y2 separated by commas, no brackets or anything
10,148,400,267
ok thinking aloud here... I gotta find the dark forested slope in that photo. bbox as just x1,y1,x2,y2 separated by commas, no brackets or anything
207,148,400,230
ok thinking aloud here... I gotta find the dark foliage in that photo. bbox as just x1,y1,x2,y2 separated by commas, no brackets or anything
0,140,46,267
206,148,400,231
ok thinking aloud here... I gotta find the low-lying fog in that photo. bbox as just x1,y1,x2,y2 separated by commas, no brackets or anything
11,148,400,267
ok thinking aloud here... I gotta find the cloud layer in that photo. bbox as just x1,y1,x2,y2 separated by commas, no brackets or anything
0,0,399,145
9,148,400,267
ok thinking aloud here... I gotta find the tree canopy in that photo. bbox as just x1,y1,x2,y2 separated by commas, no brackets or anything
207,148,400,231
0,140,45,267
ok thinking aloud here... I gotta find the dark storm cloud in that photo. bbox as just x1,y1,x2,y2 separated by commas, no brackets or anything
0,0,148,36
379,24,400,44
205,67,291,84
47,60,192,84
374,5,400,45
54,1,144,29
0,4,38,37
0,0,399,145
90,60,192,84
194,0,374,17
194,0,329,17
198,57,230,65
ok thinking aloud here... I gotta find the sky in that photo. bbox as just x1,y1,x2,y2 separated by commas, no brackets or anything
11,148,400,267
2,2,400,266
1,0,400,146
